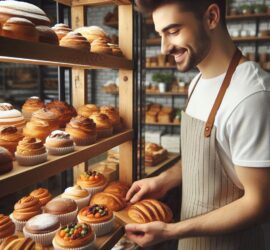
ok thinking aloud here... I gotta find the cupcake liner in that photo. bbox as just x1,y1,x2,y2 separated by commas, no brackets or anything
84,182,107,196
74,194,91,211
23,226,60,247
96,128,113,138
46,145,75,156
113,123,123,133
52,235,96,250
72,134,97,146
9,213,27,232
54,208,78,227
15,151,48,166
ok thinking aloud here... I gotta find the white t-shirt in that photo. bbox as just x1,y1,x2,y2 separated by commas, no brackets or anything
186,61,270,189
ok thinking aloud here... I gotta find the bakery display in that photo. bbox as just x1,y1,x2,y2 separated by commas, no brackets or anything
158,110,172,123
89,112,113,138
74,26,109,44
100,106,122,133
22,96,45,121
90,192,126,212
146,110,158,123
31,108,59,131
145,142,168,166
45,130,74,155
128,199,173,223
23,213,60,247
77,104,100,118
36,25,59,45
104,181,130,199
0,235,36,250
52,23,72,41
53,222,95,250
91,38,112,55
0,147,13,175
60,32,90,52
0,126,24,156
91,161,119,182
15,137,47,166
29,188,52,207
78,204,114,236
0,214,15,243
23,119,52,142
65,115,97,146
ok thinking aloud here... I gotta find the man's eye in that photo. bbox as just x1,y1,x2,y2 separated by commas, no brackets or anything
168,29,179,35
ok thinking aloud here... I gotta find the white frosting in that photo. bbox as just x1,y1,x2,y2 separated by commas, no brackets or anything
26,213,59,229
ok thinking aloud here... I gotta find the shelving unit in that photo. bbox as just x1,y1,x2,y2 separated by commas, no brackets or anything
145,122,180,126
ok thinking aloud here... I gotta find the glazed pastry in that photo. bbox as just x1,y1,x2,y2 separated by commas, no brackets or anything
0,214,15,240
104,181,130,199
90,192,126,212
89,112,113,138
0,146,13,175
53,223,95,249
0,126,24,156
30,188,52,206
128,199,173,223
100,106,122,132
52,23,72,41
0,103,26,131
65,115,97,146
145,143,168,166
60,32,90,52
74,26,109,43
91,38,112,54
77,104,100,118
23,119,52,142
22,96,45,121
36,25,59,45
0,235,36,250
2,17,38,42
31,108,59,131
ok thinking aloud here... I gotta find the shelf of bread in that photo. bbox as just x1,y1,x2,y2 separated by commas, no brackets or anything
145,121,180,126
226,13,270,21
0,36,132,69
56,0,131,6
0,129,133,198
232,36,270,42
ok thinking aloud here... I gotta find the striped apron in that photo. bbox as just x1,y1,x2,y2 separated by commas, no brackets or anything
178,49,265,250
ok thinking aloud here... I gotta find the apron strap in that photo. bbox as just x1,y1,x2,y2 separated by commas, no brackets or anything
204,49,242,137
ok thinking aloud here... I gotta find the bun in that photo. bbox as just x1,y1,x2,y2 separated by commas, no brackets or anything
31,108,59,131
36,25,58,45
30,188,52,206
60,31,90,52
89,112,113,138
23,119,52,142
74,26,109,43
0,214,15,239
104,181,130,198
100,106,122,132
77,104,100,118
0,146,13,175
52,23,72,41
128,199,173,223
91,38,112,54
22,96,45,121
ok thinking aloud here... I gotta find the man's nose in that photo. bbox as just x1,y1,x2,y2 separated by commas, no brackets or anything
161,36,173,55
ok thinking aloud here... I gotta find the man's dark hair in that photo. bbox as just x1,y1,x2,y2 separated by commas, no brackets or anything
135,0,227,27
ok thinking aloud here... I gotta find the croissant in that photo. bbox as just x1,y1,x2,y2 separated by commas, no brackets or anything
128,199,173,223
104,181,130,198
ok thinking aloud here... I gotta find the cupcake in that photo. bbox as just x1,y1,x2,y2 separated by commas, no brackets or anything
23,119,52,142
44,198,78,226
0,126,24,156
45,130,75,155
31,108,59,131
77,205,114,236
61,185,91,210
30,188,52,207
23,213,60,247
53,222,95,250
0,214,15,243
77,104,100,118
22,97,45,121
10,196,42,232
15,137,47,166
65,116,97,146
77,171,107,195
89,112,113,138
100,106,122,133
0,147,13,175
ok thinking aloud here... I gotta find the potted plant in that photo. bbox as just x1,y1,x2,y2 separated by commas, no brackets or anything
240,4,252,15
152,73,174,93
253,4,267,14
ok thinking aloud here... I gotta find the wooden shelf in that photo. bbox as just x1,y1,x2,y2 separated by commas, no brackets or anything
0,37,132,70
146,66,177,70
0,130,133,198
56,0,131,6
232,36,270,42
226,13,270,21
146,91,187,96
145,122,180,126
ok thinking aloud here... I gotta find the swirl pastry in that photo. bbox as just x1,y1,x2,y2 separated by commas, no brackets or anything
128,199,173,224
52,23,72,41
74,26,109,43
22,96,45,121
91,38,112,55
100,106,122,132
0,214,15,239
89,112,113,138
60,32,90,52
31,108,59,131
0,146,13,175
145,143,168,166
30,188,52,206
65,115,97,146
0,235,35,250
23,119,51,142
104,181,130,199
77,104,100,118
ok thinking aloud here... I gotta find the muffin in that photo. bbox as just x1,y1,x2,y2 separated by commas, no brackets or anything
15,137,47,166
61,185,91,210
77,205,114,236
31,108,59,131
104,181,130,199
0,214,15,243
29,188,52,207
0,146,13,175
44,198,78,226
53,222,95,250
52,23,72,41
22,97,45,121
0,235,36,249
77,171,107,195
10,196,42,232
45,130,74,155
23,213,60,247
77,104,100,118
100,106,122,133
65,116,97,146
23,119,52,142
89,112,113,138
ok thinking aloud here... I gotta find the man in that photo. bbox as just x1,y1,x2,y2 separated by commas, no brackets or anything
125,0,270,249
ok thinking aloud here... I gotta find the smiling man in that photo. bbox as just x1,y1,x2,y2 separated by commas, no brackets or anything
125,0,270,249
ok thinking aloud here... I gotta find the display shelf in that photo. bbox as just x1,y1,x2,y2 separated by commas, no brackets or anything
146,66,177,70
0,37,132,70
0,130,133,198
56,0,131,6
226,13,270,21
232,36,270,42
146,91,188,96
145,122,180,126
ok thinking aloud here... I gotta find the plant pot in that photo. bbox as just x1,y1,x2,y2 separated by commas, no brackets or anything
158,82,166,93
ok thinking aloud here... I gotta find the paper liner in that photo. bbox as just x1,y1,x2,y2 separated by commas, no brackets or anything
53,208,78,227
46,145,75,156
84,182,107,196
9,213,27,232
72,134,97,146
15,151,47,166
23,226,60,247
96,128,113,138
74,194,91,211
52,235,96,250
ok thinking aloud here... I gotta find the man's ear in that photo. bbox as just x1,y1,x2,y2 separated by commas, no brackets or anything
205,3,220,30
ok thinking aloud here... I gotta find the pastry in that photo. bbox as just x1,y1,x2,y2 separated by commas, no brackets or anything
145,143,168,166
45,130,74,155
128,199,173,223
77,205,114,236
22,96,45,121
146,110,158,123
65,115,97,146
53,223,95,250
91,38,112,54
77,171,107,195
108,43,123,57
36,25,59,45
157,111,172,123
0,214,15,242
77,104,100,118
100,106,122,133
23,213,60,247
23,119,52,142
0,126,24,156
2,17,38,42
62,185,90,210
0,146,13,175
89,192,126,212
15,137,47,166
29,188,52,206
31,108,59,131
74,26,109,43
104,181,130,199
60,32,90,52
0,103,26,131
149,103,161,112
89,112,113,138
52,23,72,41
0,235,36,250
44,198,78,226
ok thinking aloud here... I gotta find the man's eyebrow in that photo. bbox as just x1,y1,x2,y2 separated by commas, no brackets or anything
160,23,182,33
